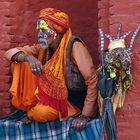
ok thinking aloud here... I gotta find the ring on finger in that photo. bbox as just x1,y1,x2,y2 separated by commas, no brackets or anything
34,68,37,71
80,122,83,125
77,123,81,126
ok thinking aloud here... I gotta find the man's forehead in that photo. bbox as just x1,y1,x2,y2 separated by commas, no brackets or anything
37,19,48,30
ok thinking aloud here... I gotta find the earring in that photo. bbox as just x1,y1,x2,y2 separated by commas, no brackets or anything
54,32,57,40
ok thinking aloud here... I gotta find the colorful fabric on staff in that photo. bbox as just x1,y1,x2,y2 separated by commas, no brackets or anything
36,8,72,120
0,110,103,140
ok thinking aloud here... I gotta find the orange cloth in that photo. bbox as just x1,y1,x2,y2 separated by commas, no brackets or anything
27,101,79,122
5,42,98,119
71,41,98,117
27,103,59,122
10,62,38,111
39,8,69,33
10,60,79,122
37,29,72,120
5,8,98,121
36,8,72,120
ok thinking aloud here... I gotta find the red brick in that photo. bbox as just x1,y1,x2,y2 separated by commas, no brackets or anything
0,0,14,2
109,15,140,25
0,67,11,75
110,4,140,15
98,18,109,28
1,108,13,116
0,92,11,99
0,82,11,92
0,1,140,139
0,60,10,68
0,17,10,27
0,26,11,34
0,34,11,42
0,2,11,9
110,0,140,6
98,9,109,17
0,42,12,51
0,105,16,117
0,9,10,17
0,99,11,107
0,75,12,83
98,0,109,9
0,54,11,67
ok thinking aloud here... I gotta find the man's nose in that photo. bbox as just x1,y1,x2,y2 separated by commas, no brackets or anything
38,31,45,38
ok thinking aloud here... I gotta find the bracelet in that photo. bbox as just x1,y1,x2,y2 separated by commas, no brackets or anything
15,52,28,62
15,56,19,63
14,52,23,63
24,55,30,62
78,115,91,121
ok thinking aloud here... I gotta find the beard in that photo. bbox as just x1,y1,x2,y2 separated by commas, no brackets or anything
38,38,48,49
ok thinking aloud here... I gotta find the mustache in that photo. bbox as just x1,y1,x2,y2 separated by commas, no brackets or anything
38,38,47,43
38,38,48,49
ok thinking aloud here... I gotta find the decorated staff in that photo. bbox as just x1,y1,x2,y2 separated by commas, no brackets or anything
98,23,140,140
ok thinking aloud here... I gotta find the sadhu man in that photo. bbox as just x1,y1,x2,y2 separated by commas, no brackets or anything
4,8,98,131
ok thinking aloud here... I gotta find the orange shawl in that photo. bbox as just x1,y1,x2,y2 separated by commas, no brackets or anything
36,28,72,119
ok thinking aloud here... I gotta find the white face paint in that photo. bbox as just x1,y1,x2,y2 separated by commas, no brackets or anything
38,31,48,49
37,19,57,49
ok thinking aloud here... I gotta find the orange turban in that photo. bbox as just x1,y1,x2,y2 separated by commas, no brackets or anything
39,8,69,33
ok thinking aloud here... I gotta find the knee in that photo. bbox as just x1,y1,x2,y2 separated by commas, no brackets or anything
27,103,59,122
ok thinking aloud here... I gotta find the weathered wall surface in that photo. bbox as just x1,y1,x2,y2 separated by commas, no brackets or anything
0,0,14,116
98,0,140,140
0,0,99,115
0,0,140,139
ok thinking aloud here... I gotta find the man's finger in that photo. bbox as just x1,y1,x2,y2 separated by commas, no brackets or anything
71,119,77,127
36,66,42,76
30,63,36,70
77,122,83,131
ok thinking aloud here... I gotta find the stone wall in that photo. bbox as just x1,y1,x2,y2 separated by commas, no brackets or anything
0,0,99,115
0,0,15,116
0,0,140,139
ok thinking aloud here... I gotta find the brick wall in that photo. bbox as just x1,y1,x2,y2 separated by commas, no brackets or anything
0,0,14,116
0,0,99,115
0,0,32,117
1,0,140,139
99,0,140,139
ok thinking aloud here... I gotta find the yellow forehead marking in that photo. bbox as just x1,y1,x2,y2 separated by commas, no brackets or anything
37,19,48,30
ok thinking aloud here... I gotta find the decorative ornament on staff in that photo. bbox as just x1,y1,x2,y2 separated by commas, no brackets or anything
98,23,140,140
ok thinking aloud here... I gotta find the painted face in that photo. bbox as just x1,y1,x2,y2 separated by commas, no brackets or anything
37,19,56,49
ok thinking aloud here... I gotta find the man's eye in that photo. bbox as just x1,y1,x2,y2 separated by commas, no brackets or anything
44,34,47,38
41,29,46,32
38,29,42,32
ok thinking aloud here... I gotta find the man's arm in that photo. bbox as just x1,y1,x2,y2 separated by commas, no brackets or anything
72,41,98,117
71,41,98,131
4,44,40,61
4,44,43,76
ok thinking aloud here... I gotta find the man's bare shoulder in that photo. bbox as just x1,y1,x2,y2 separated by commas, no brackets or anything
73,40,85,47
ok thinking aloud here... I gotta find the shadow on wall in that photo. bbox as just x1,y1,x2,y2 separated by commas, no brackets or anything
11,0,99,67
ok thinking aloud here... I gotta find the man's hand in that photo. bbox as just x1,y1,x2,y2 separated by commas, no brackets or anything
71,115,90,131
25,55,43,76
